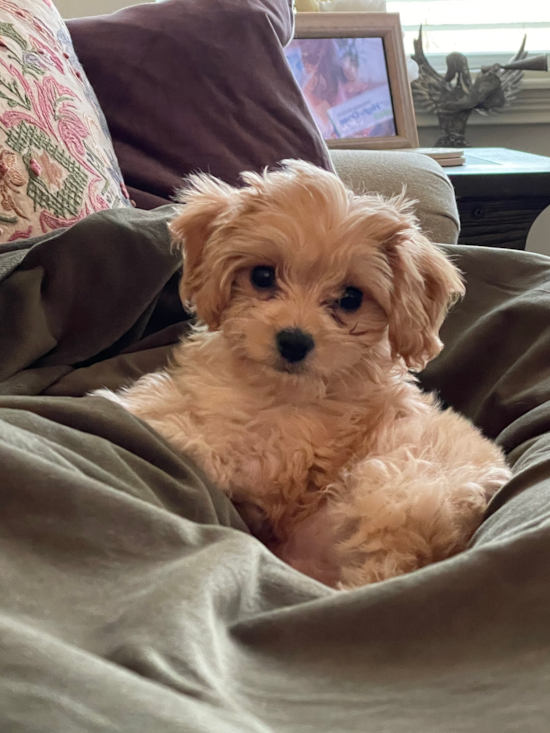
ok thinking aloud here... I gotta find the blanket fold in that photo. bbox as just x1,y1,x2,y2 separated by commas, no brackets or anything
1,210,550,731
0,206,184,395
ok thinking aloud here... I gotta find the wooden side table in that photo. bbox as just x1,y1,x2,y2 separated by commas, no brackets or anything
445,148,550,250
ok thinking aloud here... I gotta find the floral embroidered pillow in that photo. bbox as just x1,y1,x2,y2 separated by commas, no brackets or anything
0,0,131,243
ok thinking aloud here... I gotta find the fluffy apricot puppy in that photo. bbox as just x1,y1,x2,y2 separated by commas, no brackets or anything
98,160,511,588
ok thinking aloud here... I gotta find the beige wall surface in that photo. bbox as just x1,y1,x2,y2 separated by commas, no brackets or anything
418,124,550,159
54,0,152,19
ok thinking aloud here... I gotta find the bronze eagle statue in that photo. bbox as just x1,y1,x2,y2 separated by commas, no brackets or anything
411,29,548,147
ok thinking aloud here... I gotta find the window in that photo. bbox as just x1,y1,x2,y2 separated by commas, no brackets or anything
387,1,550,70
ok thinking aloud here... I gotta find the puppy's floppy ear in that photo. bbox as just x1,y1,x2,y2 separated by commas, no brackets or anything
170,174,238,328
383,208,465,371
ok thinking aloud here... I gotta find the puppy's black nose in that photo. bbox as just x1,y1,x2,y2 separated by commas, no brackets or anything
276,328,315,363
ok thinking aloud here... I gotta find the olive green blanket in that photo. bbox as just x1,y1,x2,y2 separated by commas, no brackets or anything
1,209,549,732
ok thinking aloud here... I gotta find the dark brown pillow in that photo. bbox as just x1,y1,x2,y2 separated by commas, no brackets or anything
67,0,332,210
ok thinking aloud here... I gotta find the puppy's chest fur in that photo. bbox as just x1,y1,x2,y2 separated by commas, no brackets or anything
203,389,365,493
145,371,367,490
117,338,392,532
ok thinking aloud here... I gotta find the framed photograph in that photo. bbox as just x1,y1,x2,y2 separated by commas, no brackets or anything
285,13,419,150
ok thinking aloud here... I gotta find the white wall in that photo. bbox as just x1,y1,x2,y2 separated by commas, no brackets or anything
527,207,550,257
418,124,550,158
54,0,152,19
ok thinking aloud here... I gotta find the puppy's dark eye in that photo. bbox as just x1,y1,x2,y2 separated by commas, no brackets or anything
338,286,363,312
251,265,276,289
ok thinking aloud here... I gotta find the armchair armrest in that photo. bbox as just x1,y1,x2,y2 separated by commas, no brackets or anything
330,149,460,245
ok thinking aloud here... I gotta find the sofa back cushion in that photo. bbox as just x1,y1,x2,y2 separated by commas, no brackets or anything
67,0,332,210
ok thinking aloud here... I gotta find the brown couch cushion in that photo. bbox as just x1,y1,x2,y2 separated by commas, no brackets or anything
67,0,332,210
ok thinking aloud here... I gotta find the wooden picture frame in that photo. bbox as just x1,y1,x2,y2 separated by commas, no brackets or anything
289,13,419,150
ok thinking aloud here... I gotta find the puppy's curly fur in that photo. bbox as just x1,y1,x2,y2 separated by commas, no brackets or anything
98,160,511,589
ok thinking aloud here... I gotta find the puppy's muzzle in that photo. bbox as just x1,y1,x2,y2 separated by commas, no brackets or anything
276,328,315,364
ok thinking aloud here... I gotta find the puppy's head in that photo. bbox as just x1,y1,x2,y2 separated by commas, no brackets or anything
170,160,464,379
